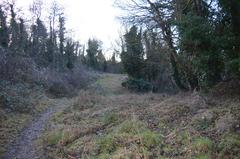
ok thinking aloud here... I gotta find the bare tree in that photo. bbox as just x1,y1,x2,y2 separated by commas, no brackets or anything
48,0,64,69
49,0,64,40
29,0,43,22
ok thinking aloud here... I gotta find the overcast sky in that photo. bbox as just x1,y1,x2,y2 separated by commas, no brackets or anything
16,0,123,58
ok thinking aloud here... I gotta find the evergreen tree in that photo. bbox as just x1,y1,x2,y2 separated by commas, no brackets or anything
9,4,19,52
121,25,144,78
19,18,28,54
96,50,106,71
0,6,8,48
111,52,116,65
47,20,54,64
30,18,48,65
176,0,224,87
103,60,107,72
217,0,240,78
86,39,101,69
65,39,75,70
59,14,65,56
36,18,48,64
58,14,65,69
143,30,164,82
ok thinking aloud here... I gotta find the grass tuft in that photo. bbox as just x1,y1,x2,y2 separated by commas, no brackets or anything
219,133,240,157
45,131,63,146
191,137,213,155
97,134,116,154
117,119,147,135
140,130,162,149
102,112,119,125
95,119,162,158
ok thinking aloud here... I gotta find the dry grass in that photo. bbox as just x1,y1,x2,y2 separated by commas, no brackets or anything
0,91,53,157
0,112,31,156
39,74,240,159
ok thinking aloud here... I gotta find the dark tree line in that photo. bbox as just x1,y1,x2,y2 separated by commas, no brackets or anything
117,0,240,91
0,0,86,71
0,0,122,74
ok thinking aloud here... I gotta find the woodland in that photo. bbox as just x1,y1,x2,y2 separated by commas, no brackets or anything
0,0,240,159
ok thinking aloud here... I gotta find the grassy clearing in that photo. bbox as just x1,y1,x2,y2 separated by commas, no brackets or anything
40,74,240,159
93,74,128,95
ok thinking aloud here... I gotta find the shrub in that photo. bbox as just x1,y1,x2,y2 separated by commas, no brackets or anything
48,81,76,98
122,78,153,92
0,49,37,83
0,81,32,113
0,48,94,100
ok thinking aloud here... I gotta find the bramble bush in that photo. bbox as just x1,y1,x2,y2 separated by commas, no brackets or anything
122,78,153,92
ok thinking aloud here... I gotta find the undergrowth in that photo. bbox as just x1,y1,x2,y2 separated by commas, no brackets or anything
39,74,240,159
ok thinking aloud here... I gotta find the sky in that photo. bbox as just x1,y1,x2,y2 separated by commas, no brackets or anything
15,0,123,58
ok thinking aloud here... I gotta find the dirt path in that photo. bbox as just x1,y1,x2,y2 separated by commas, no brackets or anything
2,74,124,159
3,98,71,159
4,74,239,159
